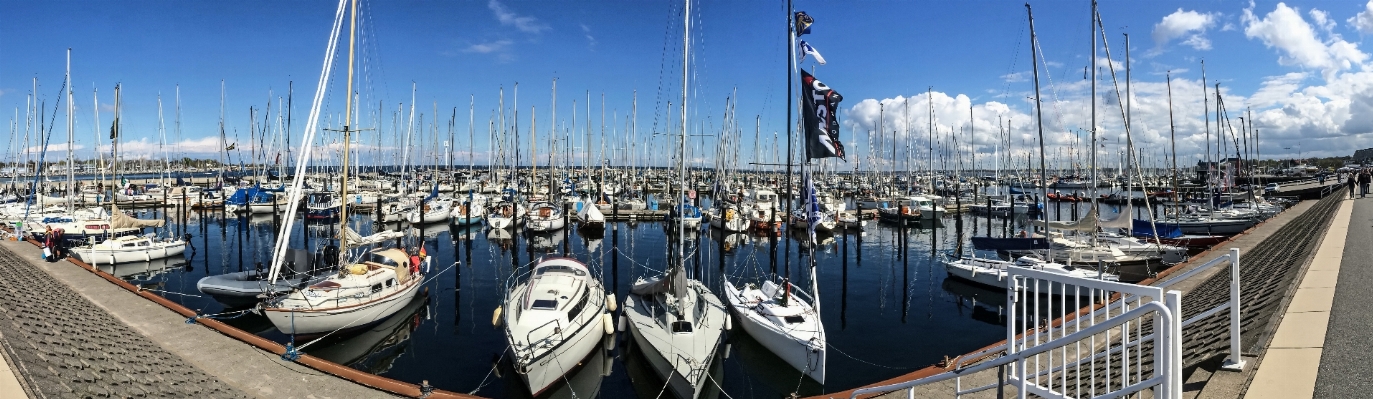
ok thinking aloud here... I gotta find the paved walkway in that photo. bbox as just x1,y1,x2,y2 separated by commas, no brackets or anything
1243,197,1352,398
1312,197,1373,398
0,241,247,398
0,239,401,399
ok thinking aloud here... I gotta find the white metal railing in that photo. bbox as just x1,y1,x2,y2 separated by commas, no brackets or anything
1154,247,1245,370
851,264,1183,399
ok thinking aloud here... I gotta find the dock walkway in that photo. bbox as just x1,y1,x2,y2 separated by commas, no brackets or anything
822,192,1346,398
0,240,401,398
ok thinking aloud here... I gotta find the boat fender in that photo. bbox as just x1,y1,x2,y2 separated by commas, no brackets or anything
725,314,733,331
492,306,503,327
606,293,617,312
969,268,977,278
602,313,614,335
618,313,627,332
724,343,732,359
603,331,616,351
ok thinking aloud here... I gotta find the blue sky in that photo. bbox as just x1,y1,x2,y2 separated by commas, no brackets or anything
3,0,1373,170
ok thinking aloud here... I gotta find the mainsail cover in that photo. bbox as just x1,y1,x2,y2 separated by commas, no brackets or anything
1031,205,1099,232
108,203,164,229
801,70,845,161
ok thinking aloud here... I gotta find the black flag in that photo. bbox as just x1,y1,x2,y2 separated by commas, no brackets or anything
801,70,845,160
109,118,118,139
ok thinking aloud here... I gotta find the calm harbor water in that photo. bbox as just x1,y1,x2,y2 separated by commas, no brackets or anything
101,197,1123,398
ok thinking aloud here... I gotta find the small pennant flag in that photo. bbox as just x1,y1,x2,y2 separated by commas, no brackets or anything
795,12,813,36
225,143,237,151
799,40,826,65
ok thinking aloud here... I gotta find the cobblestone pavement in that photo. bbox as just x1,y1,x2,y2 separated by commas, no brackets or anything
0,245,248,398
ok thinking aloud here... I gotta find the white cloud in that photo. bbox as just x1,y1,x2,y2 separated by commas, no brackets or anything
1309,9,1335,35
1243,2,1369,80
1001,71,1029,83
1349,1,1373,34
845,62,1373,168
1152,9,1217,51
488,0,548,34
463,39,512,54
580,23,597,48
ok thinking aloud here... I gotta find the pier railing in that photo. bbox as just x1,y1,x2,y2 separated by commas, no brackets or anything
1153,248,1246,370
850,265,1183,399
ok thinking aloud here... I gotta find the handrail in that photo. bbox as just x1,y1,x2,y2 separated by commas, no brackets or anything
850,300,1176,399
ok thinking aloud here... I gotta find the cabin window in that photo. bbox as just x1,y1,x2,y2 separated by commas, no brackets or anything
671,320,693,333
386,278,395,288
531,299,558,310
784,316,806,324
370,283,383,294
566,292,588,321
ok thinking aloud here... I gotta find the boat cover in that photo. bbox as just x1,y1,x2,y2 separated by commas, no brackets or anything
970,237,1051,251
109,203,164,229
1130,219,1182,239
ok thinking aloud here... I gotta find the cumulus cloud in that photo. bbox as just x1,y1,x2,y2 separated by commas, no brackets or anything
1152,9,1217,51
488,0,548,34
845,61,1373,169
1243,2,1368,79
1349,1,1373,34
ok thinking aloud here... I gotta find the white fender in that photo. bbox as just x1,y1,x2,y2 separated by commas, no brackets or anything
491,306,503,327
606,293,617,312
617,313,627,332
601,313,614,335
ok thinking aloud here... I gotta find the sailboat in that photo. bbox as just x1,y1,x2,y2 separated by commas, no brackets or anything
259,0,426,336
71,83,188,265
622,2,729,397
724,7,835,385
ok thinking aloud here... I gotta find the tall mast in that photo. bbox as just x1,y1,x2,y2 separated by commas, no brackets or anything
1027,3,1051,262
337,0,358,265
1088,0,1099,223
681,0,691,278
1166,72,1178,202
1201,60,1211,207
65,49,74,207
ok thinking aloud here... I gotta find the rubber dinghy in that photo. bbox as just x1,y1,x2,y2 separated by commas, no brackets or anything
197,248,331,307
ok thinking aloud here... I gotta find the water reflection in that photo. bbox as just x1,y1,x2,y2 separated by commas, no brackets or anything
306,293,431,374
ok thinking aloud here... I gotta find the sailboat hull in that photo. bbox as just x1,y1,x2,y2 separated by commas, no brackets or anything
262,276,422,335
722,280,826,384
623,280,727,399
72,241,186,265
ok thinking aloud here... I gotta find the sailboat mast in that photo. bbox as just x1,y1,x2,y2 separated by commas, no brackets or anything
337,0,358,265
65,49,74,207
679,0,690,268
1027,3,1051,262
1167,72,1178,202
1089,0,1099,223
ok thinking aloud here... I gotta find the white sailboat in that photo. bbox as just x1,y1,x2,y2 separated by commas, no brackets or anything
71,83,188,265
526,201,566,232
622,3,730,397
259,0,425,337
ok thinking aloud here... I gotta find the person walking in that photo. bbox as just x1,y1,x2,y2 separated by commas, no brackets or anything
1360,169,1371,198
1349,172,1358,199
